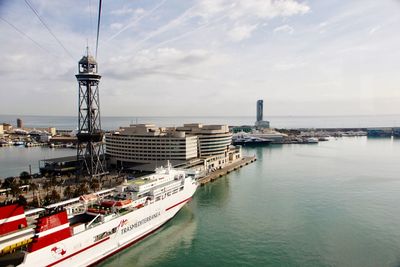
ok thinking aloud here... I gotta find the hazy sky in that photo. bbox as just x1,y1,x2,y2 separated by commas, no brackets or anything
0,0,400,116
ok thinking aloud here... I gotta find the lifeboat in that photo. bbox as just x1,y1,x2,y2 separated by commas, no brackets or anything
135,203,144,209
79,193,98,203
101,199,132,208
87,207,107,214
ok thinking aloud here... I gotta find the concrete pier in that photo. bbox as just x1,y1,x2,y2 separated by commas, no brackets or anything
198,156,257,185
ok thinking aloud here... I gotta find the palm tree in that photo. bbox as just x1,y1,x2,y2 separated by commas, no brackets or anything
2,177,16,189
19,171,30,185
50,189,61,203
89,179,100,192
10,183,21,199
63,186,73,199
29,182,39,204
74,183,88,197
18,195,27,206
43,180,51,195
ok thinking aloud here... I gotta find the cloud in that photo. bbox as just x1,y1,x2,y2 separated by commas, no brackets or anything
228,24,258,42
110,8,145,16
102,48,215,81
195,0,310,21
368,26,381,35
273,24,294,34
110,23,123,30
273,61,307,71
128,0,310,48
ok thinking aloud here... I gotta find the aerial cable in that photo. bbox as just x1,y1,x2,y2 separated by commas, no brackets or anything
106,0,167,43
88,0,95,49
24,0,75,61
95,0,102,60
0,16,57,57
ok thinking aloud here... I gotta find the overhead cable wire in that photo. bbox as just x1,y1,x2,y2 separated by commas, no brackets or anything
95,0,102,60
88,0,95,49
0,16,57,57
24,0,75,60
106,0,167,43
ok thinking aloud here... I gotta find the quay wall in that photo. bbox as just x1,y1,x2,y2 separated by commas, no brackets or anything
198,156,256,185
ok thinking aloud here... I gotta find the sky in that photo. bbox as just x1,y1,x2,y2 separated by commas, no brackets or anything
0,0,400,117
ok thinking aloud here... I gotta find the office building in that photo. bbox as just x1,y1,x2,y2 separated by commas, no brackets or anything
255,99,270,129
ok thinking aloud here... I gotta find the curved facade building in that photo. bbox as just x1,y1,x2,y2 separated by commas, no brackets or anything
176,124,232,157
106,124,233,170
105,124,198,164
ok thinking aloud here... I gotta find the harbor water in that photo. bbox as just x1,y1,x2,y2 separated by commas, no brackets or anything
1,114,400,130
0,146,75,178
96,137,400,267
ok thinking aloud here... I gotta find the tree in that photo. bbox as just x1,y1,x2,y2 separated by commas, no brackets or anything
74,183,88,197
63,186,73,199
18,195,27,206
19,171,31,185
43,180,51,195
43,189,61,205
10,183,21,199
29,182,39,204
89,179,100,192
2,177,16,189
50,189,61,203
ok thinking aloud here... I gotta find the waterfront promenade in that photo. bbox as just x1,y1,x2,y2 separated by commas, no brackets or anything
199,156,257,185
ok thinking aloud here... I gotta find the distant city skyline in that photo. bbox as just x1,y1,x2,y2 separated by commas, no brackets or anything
0,0,400,116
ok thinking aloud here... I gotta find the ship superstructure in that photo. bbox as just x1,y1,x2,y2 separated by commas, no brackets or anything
0,164,197,267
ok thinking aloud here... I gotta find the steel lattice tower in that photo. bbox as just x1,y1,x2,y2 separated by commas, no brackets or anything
76,50,107,179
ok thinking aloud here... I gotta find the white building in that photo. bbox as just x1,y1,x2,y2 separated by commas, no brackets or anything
105,124,198,165
176,124,232,157
106,123,239,172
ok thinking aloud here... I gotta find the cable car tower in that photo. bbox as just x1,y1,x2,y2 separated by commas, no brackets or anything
76,48,107,179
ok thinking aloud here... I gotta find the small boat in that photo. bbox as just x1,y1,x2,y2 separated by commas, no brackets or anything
14,141,25,146
101,199,133,208
305,137,318,144
65,143,74,148
232,133,272,146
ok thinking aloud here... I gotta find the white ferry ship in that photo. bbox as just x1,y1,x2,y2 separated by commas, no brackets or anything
0,163,198,267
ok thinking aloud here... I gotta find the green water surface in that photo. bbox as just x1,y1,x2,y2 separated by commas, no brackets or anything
100,137,400,267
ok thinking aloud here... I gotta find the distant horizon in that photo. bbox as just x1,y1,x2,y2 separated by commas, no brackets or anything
1,113,400,118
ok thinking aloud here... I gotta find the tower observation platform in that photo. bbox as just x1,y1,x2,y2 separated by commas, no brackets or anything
75,50,107,179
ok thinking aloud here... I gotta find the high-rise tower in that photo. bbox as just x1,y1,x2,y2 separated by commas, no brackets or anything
76,49,107,179
255,99,270,129
256,100,263,122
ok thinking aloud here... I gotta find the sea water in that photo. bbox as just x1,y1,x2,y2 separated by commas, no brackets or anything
98,137,400,267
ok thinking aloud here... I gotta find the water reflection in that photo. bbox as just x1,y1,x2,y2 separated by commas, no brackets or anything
198,177,231,208
99,206,198,267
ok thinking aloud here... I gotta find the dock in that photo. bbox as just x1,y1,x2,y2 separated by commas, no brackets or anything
198,156,257,185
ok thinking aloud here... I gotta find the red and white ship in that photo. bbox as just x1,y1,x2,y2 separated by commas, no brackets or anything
0,164,198,267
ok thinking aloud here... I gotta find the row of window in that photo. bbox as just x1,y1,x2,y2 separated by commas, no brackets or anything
107,145,191,150
107,154,190,161
106,137,194,142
